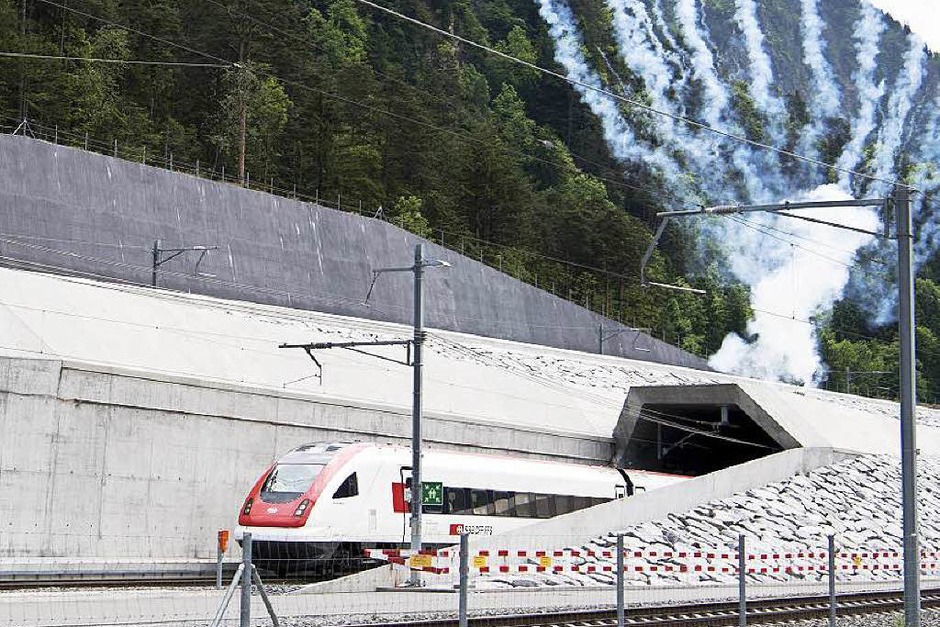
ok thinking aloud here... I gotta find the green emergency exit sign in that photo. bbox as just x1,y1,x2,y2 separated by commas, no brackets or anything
422,482,443,506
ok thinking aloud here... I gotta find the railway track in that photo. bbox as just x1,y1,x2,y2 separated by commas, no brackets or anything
0,571,298,590
350,588,940,627
0,573,224,590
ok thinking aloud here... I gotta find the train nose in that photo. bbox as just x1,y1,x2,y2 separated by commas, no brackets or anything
240,496,315,527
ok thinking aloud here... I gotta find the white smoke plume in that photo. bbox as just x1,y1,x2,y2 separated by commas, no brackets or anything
535,0,935,385
536,0,682,182
799,0,841,118
709,185,880,384
796,0,842,162
674,0,726,128
607,0,675,126
606,0,723,193
732,0,787,148
838,33,927,327
870,34,927,194
674,0,771,202
649,0,681,56
836,2,886,189
913,97,940,267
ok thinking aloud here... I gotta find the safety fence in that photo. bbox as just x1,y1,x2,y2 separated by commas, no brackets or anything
2,533,939,626
365,546,940,576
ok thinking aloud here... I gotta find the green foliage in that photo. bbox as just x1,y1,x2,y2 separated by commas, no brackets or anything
0,0,758,366
730,81,767,142
819,279,940,402
491,25,540,88
394,195,433,239
210,64,290,180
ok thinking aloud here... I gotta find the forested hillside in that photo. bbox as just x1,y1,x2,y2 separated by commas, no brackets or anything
1,0,939,401
0,0,753,358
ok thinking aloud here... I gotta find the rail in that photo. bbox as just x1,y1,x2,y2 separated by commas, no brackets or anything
341,588,940,627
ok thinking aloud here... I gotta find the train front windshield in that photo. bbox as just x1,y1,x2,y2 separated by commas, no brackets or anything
260,464,325,502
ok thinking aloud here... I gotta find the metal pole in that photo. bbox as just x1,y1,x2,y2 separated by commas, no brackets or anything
897,184,921,627
251,566,281,626
828,534,836,627
458,533,469,627
617,534,624,627
240,533,252,627
599,324,604,355
409,243,425,586
151,240,160,287
217,541,223,590
738,534,746,627
208,563,244,627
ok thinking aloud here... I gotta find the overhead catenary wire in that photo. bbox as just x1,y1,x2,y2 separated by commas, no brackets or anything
728,215,886,270
1,227,910,351
352,0,915,193
33,0,233,66
4,3,921,363
197,0,674,205
0,235,639,334
0,51,232,67
635,412,777,449
28,0,671,205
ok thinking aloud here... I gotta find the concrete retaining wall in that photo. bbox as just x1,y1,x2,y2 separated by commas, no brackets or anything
0,356,612,559
470,447,856,553
0,134,703,368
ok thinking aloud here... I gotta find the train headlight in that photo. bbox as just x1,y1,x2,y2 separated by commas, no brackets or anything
242,498,253,516
293,499,311,517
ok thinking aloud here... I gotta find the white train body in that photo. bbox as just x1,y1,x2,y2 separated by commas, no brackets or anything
234,442,685,573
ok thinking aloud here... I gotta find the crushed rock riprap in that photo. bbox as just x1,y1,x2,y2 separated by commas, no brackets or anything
473,454,940,589
423,334,940,429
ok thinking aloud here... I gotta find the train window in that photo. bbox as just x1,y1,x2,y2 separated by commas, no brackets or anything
569,496,589,512
493,491,512,517
261,463,325,503
332,473,358,499
445,487,471,515
470,489,494,516
511,493,536,518
534,494,555,518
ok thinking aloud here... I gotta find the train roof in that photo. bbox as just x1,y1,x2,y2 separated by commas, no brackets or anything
277,442,354,465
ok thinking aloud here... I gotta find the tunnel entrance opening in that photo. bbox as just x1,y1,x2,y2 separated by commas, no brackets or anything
620,403,784,476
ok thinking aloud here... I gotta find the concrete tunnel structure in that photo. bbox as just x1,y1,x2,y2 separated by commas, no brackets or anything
614,384,799,476
4,135,940,575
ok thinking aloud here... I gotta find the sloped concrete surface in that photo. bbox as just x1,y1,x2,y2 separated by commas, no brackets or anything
0,134,701,368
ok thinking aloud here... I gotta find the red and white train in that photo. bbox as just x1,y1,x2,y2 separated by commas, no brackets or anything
235,442,686,574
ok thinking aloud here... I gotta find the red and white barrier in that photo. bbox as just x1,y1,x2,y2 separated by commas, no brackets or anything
363,546,940,577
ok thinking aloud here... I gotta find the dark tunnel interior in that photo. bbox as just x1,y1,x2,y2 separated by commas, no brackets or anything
620,403,785,476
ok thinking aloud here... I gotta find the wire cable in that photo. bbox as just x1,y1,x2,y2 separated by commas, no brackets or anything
34,0,233,65
0,51,232,67
728,215,879,270
198,0,660,203
34,0,670,205
352,0,915,192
